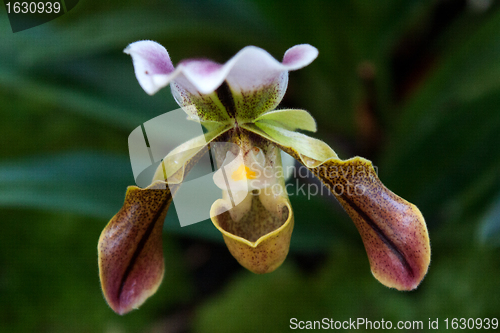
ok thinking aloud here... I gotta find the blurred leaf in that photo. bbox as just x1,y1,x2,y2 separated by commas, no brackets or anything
479,194,500,247
250,0,436,138
0,65,148,129
193,264,323,333
0,210,191,333
0,152,133,217
381,8,500,223
387,7,500,148
194,231,500,333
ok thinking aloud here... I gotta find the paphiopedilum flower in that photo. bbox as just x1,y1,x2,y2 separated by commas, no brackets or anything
98,41,431,315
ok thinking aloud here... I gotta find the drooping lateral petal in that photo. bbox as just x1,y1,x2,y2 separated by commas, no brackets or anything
124,40,175,95
255,109,317,132
99,125,230,314
98,181,173,315
314,157,430,290
268,137,430,290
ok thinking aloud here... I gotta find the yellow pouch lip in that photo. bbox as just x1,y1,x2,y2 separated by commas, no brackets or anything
210,197,293,248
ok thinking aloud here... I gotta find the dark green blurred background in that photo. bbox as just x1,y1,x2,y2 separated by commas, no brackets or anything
1,0,500,332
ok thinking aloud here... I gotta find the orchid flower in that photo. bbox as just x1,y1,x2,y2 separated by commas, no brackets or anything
98,41,431,315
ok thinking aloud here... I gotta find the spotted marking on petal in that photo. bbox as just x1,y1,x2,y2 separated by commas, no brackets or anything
231,73,288,123
262,133,431,290
98,185,173,315
313,158,429,290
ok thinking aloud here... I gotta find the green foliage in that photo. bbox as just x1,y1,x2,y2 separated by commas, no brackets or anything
1,0,500,332
0,210,191,333
196,235,500,332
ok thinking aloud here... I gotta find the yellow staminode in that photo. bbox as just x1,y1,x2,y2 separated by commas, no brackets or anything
231,164,257,181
